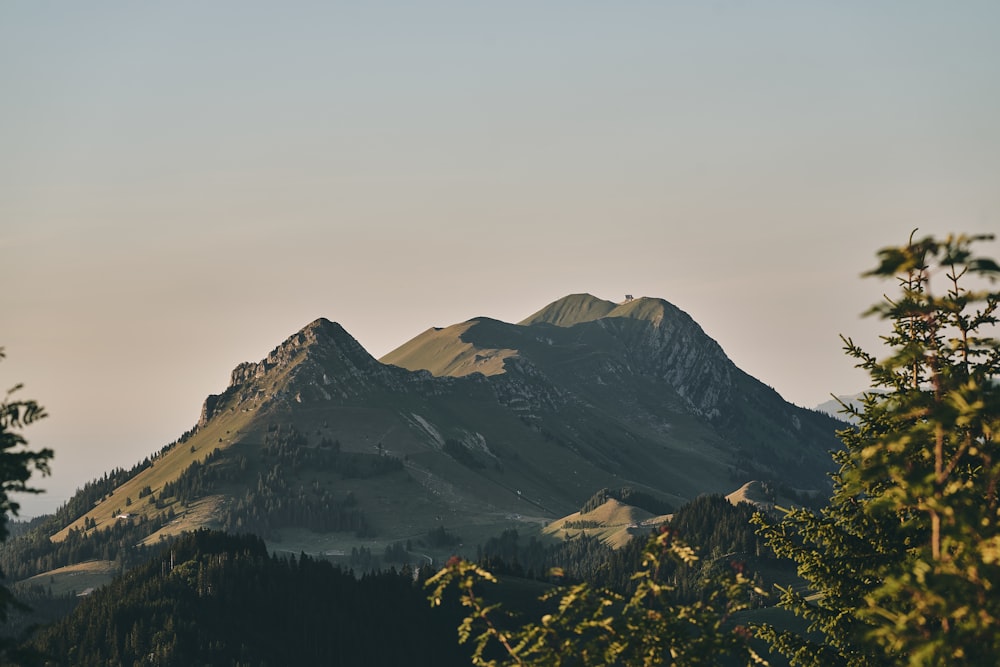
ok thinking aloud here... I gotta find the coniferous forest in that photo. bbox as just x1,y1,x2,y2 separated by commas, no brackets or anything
2,494,772,666
17,530,471,667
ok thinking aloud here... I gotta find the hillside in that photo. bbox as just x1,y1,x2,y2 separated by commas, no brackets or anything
379,319,518,377
23,531,469,667
5,293,845,594
518,292,618,327
543,498,668,549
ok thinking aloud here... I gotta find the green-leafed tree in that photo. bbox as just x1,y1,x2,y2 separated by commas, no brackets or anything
427,527,768,667
0,348,53,665
755,232,1000,666
0,351,52,537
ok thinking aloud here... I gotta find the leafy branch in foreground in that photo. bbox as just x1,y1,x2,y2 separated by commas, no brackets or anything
427,527,768,667
0,346,54,656
755,232,1000,667
0,348,52,547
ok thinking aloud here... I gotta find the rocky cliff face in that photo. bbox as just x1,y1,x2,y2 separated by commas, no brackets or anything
594,299,735,419
50,294,845,557
184,295,842,507
199,318,405,426
197,317,479,430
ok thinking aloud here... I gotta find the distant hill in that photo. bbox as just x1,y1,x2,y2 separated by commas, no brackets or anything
725,480,774,510
543,498,669,549
815,392,881,424
4,293,845,594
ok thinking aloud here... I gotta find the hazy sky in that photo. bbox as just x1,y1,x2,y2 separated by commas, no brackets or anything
3,2,999,516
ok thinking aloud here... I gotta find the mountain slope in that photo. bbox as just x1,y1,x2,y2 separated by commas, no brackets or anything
543,498,668,549
379,319,518,377
387,294,840,481
28,294,843,582
518,293,619,327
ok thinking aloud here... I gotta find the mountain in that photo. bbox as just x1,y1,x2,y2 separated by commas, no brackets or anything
13,293,844,589
384,293,841,484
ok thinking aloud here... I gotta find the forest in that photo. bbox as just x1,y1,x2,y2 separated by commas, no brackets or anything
17,530,471,666
4,492,768,666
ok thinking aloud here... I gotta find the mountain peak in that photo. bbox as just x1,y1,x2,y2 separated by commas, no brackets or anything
198,317,383,427
301,316,338,333
518,293,619,327
251,317,371,375
48,294,843,555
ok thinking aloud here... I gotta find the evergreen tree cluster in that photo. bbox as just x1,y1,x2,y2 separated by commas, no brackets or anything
158,447,232,506
261,425,403,479
0,510,175,583
157,424,408,538
21,530,470,667
578,486,673,516
218,462,370,538
51,460,153,528
478,493,768,601
669,494,761,560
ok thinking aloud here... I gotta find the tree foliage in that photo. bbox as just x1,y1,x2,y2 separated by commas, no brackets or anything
430,232,1000,667
427,527,768,666
754,232,1000,666
25,530,470,667
0,348,53,623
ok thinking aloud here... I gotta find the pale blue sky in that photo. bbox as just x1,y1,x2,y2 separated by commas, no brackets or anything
3,2,999,516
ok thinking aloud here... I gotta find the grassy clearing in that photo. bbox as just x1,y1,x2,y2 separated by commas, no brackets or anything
19,560,119,597
543,498,670,548
139,495,227,546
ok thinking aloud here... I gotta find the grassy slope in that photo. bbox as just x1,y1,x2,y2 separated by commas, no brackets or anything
382,302,754,505
18,560,119,597
543,498,671,548
518,293,618,327
51,407,255,542
379,321,517,377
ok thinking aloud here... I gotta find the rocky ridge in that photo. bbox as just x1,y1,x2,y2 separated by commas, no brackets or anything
46,293,845,562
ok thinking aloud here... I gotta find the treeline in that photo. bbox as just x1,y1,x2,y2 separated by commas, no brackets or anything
51,431,196,528
478,528,611,582
0,511,176,584
152,425,406,538
262,425,403,479
158,447,235,505
1,424,407,585
209,425,395,538
578,486,674,515
218,465,371,538
479,494,769,602
669,493,762,559
3,495,773,664
52,461,153,527
17,530,470,667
